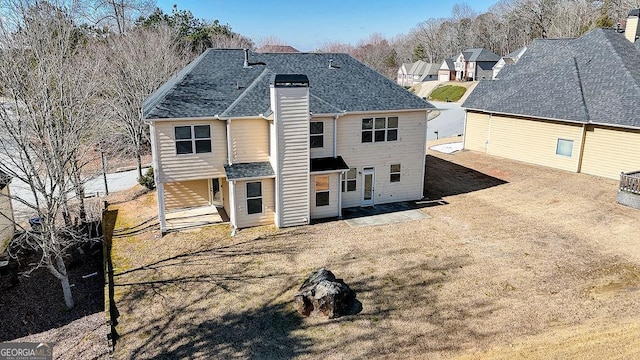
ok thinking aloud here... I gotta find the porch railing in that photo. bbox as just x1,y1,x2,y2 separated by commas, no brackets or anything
619,171,640,195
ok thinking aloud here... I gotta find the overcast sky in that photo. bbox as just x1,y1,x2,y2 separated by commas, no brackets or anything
156,0,498,51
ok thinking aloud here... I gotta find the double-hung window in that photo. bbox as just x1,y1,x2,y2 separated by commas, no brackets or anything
310,122,324,148
175,125,211,154
362,116,398,143
341,168,357,192
315,176,330,206
246,182,263,214
390,164,401,182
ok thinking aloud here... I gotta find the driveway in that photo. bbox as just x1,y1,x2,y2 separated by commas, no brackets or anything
427,101,465,141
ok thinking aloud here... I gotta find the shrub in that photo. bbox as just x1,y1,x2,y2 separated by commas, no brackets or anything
138,167,155,190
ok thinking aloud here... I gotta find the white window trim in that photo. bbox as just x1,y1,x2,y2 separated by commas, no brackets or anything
362,116,398,143
174,124,212,155
341,168,357,192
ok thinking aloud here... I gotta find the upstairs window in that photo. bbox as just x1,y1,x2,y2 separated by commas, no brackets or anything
341,168,357,192
310,122,324,148
175,125,211,155
362,117,398,143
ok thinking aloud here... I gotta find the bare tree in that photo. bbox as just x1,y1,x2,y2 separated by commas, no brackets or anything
0,0,105,309
103,25,190,179
88,0,155,33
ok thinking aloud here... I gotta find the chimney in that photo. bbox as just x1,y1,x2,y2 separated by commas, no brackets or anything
625,9,640,43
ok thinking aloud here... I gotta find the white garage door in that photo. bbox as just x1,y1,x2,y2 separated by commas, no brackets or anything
438,73,449,82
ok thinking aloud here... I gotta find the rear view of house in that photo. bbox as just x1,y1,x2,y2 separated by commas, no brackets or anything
144,50,433,233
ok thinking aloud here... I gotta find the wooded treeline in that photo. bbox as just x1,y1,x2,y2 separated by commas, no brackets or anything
319,0,639,78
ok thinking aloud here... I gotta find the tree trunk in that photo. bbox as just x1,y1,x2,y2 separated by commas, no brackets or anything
55,256,75,309
136,149,143,180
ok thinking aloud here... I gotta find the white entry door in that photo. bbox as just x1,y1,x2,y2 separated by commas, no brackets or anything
361,167,375,206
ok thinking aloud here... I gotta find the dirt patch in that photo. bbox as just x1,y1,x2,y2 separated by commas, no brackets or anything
0,241,109,358
109,148,640,359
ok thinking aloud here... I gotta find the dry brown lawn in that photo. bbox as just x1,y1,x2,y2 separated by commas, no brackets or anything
109,144,640,359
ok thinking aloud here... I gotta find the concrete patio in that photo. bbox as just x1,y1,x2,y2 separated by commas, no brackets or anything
165,205,228,232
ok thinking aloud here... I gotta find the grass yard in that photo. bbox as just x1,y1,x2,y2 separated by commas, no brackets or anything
108,145,640,359
429,85,467,102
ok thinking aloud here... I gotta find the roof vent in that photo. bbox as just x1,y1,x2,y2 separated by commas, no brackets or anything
243,49,266,68
329,59,340,69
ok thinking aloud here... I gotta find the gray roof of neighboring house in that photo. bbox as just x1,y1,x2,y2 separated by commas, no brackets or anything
441,58,455,70
408,61,439,76
144,50,433,120
224,162,275,181
463,28,640,129
460,48,501,62
0,170,10,191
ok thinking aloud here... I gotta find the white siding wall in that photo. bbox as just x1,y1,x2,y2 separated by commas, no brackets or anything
336,111,427,208
310,173,340,219
164,179,210,210
230,118,270,163
272,86,310,227
309,116,334,159
154,119,227,183
234,178,275,228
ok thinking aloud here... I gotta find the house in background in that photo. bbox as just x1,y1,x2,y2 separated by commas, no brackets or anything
256,45,300,53
452,48,500,81
463,15,640,180
144,49,433,233
492,46,527,79
396,62,413,86
0,170,15,263
438,58,456,81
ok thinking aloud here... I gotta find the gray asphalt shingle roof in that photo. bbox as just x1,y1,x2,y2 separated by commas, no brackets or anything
224,162,275,181
463,28,640,129
457,48,501,62
144,50,433,120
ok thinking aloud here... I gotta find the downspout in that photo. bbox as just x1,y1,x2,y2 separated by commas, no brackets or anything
333,115,338,158
225,118,233,165
421,110,429,199
486,113,493,153
576,123,587,173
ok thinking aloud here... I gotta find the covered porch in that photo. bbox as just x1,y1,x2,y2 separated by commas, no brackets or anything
165,205,229,232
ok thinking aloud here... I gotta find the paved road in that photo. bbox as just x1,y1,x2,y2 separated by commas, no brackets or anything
427,101,465,141
9,167,148,220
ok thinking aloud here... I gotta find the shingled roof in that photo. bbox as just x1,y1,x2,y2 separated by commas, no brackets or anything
459,48,501,62
463,28,640,129
144,50,433,120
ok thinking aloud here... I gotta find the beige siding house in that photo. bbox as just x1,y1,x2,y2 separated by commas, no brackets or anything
463,21,640,180
0,171,15,258
144,50,433,232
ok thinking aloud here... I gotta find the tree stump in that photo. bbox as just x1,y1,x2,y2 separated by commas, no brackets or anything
294,268,356,318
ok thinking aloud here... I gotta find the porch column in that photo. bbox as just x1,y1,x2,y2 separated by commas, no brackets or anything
228,180,237,228
157,182,167,234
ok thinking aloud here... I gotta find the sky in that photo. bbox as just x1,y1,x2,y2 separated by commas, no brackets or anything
156,0,498,51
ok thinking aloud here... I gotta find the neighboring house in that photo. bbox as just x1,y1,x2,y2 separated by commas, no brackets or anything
452,48,500,81
0,170,15,259
462,20,640,180
438,58,455,82
397,61,440,87
397,62,413,86
144,49,434,232
410,61,440,83
492,46,527,79
256,45,300,53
